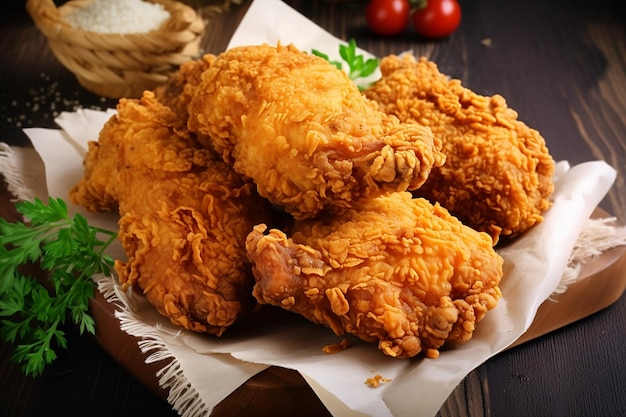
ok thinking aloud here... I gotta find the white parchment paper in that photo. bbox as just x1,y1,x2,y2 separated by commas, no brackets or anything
14,0,620,415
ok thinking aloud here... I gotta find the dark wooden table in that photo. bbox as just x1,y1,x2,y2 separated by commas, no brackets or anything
1,1,625,416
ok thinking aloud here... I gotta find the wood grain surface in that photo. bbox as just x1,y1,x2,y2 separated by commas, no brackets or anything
1,1,625,417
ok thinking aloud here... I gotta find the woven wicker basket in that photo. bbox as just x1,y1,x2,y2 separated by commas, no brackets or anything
26,0,206,98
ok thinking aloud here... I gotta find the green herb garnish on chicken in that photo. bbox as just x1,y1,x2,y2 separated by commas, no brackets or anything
0,197,117,376
312,38,379,90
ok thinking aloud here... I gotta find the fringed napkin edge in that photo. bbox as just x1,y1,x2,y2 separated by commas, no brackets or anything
96,274,210,417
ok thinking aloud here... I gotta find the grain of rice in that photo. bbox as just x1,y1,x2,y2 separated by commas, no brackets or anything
64,0,170,34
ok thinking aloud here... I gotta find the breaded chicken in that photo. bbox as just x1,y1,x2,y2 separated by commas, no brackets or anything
70,91,272,335
187,44,445,219
364,54,555,244
153,54,215,123
246,192,503,359
152,53,217,150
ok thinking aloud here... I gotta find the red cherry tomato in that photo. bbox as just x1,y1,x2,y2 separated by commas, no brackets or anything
412,0,461,39
366,0,411,36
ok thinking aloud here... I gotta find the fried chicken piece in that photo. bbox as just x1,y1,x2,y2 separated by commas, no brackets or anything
70,91,272,335
152,54,217,150
246,192,503,359
187,43,445,219
153,54,215,124
364,54,555,244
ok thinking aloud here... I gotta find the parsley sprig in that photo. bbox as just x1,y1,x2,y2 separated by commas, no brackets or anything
0,197,117,376
312,39,379,90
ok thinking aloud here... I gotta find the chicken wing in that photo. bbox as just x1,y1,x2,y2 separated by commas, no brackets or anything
70,91,272,335
187,43,445,219
364,54,555,244
246,191,503,359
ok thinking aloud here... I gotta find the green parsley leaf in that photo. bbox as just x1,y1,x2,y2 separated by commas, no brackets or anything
311,49,343,70
312,39,379,90
0,197,117,376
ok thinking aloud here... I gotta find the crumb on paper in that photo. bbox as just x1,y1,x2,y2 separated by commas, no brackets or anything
481,38,492,47
425,347,440,359
322,338,351,354
365,374,392,388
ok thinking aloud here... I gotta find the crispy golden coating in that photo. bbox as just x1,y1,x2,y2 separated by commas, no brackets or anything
70,91,272,335
152,53,217,150
246,192,503,359
187,44,445,219
364,54,555,244
70,132,120,213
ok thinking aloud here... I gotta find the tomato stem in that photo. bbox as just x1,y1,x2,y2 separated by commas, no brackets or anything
409,0,427,10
